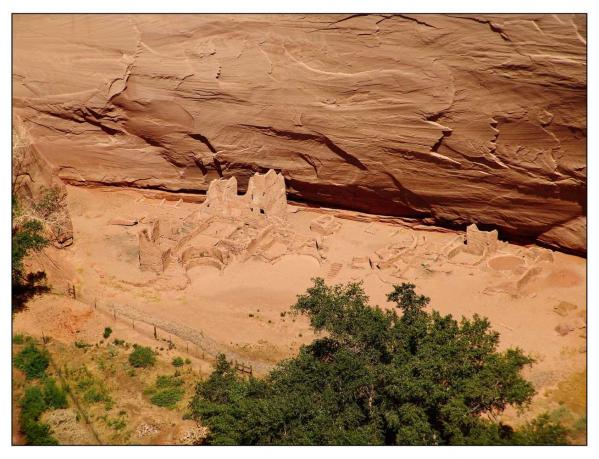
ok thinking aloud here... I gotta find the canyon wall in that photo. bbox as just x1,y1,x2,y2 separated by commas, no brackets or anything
12,14,586,254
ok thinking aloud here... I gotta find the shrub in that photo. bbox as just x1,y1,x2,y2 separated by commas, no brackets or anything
21,419,58,445
172,357,185,367
146,375,184,409
113,339,125,346
14,343,50,379
20,386,47,421
19,385,59,445
103,327,113,339
42,377,68,409
185,358,192,365
13,333,26,344
106,416,127,431
150,389,184,408
128,346,156,368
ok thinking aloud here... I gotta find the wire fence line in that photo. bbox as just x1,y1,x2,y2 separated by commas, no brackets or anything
64,284,268,375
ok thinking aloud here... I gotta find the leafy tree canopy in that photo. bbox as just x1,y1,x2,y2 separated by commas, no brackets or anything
12,195,49,311
189,278,568,445
12,195,47,283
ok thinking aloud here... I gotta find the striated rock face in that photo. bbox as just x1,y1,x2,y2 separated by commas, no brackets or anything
12,14,586,254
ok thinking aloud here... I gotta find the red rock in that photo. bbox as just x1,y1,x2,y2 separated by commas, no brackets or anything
12,14,586,254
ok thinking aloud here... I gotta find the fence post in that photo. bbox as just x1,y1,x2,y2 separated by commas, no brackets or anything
154,325,157,340
132,320,135,329
94,298,97,310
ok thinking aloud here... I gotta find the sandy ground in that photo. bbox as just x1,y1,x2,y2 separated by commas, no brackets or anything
14,184,586,442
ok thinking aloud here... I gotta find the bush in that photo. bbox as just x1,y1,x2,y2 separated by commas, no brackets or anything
42,377,68,410
147,375,184,409
128,346,156,368
106,416,127,431
189,279,568,446
14,343,50,379
172,357,185,367
103,327,113,339
113,339,125,346
19,385,59,445
151,389,184,408
20,386,47,421
21,419,58,445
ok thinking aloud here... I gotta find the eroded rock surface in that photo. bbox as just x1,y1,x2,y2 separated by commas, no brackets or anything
12,14,586,253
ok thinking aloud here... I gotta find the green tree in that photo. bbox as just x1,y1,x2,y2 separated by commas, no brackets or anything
12,195,50,310
188,279,568,446
12,195,48,283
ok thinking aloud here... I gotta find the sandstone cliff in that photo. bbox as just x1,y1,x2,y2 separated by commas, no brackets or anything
12,14,586,254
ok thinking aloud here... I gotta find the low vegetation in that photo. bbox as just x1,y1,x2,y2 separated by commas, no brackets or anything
128,345,156,368
189,278,570,445
146,374,185,409
14,343,50,379
72,367,113,409
172,356,185,367
14,339,68,445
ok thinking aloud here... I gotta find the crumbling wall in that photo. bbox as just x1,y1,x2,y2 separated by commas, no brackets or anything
139,220,171,272
202,170,288,219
